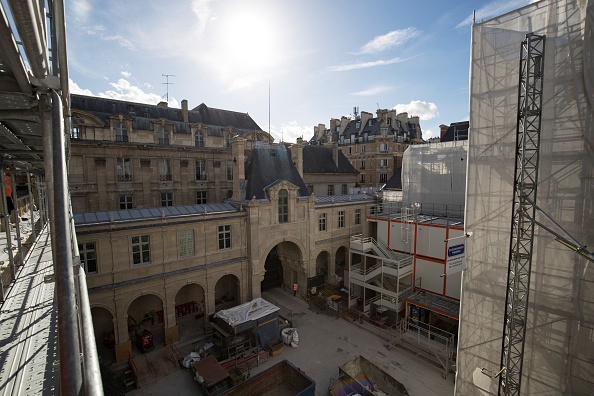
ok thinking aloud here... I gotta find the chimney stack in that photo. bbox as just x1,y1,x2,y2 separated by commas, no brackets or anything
231,137,246,201
290,138,304,178
182,100,188,123
440,124,449,140
157,101,168,108
332,142,339,167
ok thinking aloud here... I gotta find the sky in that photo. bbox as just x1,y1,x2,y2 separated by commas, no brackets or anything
65,0,534,142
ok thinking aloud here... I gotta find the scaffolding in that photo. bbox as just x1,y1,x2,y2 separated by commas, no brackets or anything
457,1,594,395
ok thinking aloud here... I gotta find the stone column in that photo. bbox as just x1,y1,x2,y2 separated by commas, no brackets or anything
114,298,132,363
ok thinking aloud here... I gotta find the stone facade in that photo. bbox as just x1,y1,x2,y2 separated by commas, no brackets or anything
310,108,425,189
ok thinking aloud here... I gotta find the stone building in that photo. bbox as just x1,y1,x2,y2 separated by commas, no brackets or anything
71,95,374,362
69,94,273,212
310,108,424,189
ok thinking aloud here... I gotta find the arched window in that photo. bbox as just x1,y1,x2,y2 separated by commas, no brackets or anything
116,122,128,142
278,189,288,223
158,126,169,145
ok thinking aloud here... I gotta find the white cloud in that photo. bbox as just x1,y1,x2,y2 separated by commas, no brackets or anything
423,129,434,140
121,71,131,78
327,57,409,72
97,79,179,108
457,0,533,28
351,86,392,96
69,79,93,96
393,100,439,120
359,28,420,53
270,121,312,144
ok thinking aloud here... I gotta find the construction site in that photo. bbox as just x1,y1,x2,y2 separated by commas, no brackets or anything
0,0,592,395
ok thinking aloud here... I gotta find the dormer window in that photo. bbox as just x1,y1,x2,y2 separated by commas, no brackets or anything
116,122,128,142
278,189,288,223
387,118,392,126
158,126,169,145
368,119,373,126
195,132,204,147
71,118,81,139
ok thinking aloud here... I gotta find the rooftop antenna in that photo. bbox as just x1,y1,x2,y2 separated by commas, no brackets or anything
162,74,175,103
268,81,271,136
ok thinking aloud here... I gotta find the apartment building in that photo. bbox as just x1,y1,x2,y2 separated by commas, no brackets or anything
310,108,424,189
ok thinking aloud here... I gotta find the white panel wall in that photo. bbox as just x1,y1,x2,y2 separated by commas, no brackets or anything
377,220,389,246
445,271,462,299
416,224,446,259
388,221,415,252
415,258,444,295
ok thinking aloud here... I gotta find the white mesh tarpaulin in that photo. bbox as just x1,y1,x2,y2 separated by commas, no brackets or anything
457,0,594,395
402,141,468,210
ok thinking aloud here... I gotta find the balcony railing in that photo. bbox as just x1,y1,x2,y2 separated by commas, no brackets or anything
117,174,132,182
158,138,170,145
116,135,129,142
159,174,172,181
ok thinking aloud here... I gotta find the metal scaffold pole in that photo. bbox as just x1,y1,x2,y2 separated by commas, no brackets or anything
499,33,545,396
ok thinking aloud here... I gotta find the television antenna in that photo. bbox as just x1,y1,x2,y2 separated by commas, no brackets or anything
162,74,175,103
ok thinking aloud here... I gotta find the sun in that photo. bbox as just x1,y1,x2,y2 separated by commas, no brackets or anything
219,7,280,71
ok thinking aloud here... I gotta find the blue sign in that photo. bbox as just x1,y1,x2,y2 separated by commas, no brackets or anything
448,244,465,257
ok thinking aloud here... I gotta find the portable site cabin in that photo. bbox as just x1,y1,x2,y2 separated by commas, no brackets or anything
213,298,281,348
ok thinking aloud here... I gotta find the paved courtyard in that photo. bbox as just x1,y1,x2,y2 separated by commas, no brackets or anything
128,287,455,396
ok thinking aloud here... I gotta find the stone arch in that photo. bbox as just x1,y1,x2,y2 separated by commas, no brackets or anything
126,293,165,352
315,250,331,281
91,306,116,364
259,240,305,296
174,283,207,339
335,245,349,282
214,274,240,311
259,237,306,272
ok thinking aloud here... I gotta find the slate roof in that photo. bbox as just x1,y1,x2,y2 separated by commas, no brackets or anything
441,121,469,142
297,145,358,174
384,167,402,190
73,203,238,226
244,143,309,200
70,94,263,135
339,117,419,141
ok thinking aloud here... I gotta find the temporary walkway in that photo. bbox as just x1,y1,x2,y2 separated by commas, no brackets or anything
0,225,59,395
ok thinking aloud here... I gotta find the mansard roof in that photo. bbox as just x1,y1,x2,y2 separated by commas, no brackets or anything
70,94,263,135
299,145,358,174
384,167,402,190
244,143,309,200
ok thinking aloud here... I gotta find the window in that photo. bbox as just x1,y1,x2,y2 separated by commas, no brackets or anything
116,122,128,142
159,159,172,181
341,184,348,195
368,119,373,126
350,135,356,144
195,132,204,147
116,157,132,181
78,242,97,273
381,128,387,137
158,126,169,145
119,194,133,209
307,185,314,194
327,185,334,196
178,230,195,257
161,192,173,207
380,143,388,152
132,235,150,264
387,118,392,126
363,133,368,142
348,147,352,154
196,191,207,204
226,134,233,148
218,225,231,249
380,159,388,168
360,174,365,183
360,160,365,169
71,119,81,139
226,160,233,181
380,173,388,183
355,209,361,225
278,189,288,223
196,160,207,180
361,145,365,153
338,211,345,228
318,213,327,231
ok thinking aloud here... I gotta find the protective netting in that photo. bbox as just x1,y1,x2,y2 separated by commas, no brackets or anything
402,141,468,213
456,1,594,395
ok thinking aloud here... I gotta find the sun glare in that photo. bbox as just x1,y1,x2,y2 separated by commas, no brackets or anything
220,10,279,71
